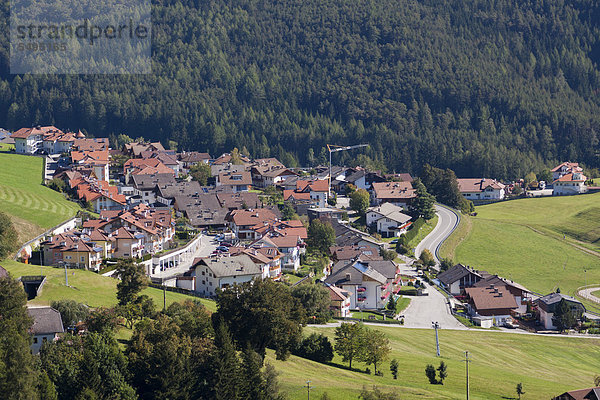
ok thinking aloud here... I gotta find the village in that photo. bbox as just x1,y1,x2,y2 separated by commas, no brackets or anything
4,125,596,333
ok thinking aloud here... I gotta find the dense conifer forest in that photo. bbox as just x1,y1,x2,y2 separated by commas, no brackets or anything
1,0,600,178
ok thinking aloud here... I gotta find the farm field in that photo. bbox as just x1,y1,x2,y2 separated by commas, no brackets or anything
0,153,82,236
267,325,600,400
1,259,217,312
441,194,600,297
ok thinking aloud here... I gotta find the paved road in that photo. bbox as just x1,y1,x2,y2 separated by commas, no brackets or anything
578,287,600,304
401,282,467,329
414,204,459,264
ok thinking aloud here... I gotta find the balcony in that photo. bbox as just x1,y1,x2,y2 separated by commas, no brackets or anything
357,296,366,302
357,286,366,293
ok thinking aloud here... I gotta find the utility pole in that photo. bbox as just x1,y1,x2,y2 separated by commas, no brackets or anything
64,263,69,287
163,284,166,311
432,321,441,356
304,380,314,400
464,351,471,400
584,268,587,287
326,144,369,196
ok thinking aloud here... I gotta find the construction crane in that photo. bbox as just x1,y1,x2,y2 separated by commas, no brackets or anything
326,143,369,195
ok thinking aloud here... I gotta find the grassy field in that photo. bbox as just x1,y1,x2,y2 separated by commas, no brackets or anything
0,153,82,235
0,142,15,152
442,194,600,296
267,325,600,400
1,259,217,312
408,215,439,249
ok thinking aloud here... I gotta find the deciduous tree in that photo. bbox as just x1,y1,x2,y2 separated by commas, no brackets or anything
334,323,365,369
115,259,148,306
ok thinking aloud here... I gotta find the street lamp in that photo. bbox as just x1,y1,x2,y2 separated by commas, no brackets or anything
432,321,441,357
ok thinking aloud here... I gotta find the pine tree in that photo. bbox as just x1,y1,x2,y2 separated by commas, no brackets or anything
214,321,240,400
0,275,39,400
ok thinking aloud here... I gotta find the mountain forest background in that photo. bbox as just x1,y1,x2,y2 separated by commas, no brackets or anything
1,0,600,179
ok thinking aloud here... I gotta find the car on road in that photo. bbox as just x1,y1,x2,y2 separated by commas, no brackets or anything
390,239,399,244
216,246,230,252
219,241,233,247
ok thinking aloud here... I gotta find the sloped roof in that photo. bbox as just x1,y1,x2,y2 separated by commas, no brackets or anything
554,172,587,183
228,208,278,227
465,285,518,311
551,162,581,172
437,264,483,286
367,203,412,224
197,255,262,278
28,307,64,335
326,283,352,301
218,171,252,186
325,260,387,286
457,178,505,193
372,182,416,200
297,179,329,193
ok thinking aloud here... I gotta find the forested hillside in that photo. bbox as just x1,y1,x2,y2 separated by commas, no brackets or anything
1,0,600,178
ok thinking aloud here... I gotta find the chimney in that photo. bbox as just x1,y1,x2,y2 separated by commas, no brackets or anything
345,273,351,280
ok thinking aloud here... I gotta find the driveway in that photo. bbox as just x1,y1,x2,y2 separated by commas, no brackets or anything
414,204,459,263
401,282,466,330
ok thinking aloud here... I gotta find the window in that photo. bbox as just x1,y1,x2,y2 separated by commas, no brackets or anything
33,337,38,344
209,282,212,286
202,271,205,276
81,256,85,262
202,280,205,285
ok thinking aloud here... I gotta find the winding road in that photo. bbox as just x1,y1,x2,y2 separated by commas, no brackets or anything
414,204,460,264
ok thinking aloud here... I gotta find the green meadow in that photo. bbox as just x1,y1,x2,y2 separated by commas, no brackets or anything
1,259,216,312
441,193,600,297
267,325,600,400
0,153,82,236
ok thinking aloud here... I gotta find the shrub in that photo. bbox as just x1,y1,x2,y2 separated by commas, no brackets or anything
294,333,334,363
425,364,437,384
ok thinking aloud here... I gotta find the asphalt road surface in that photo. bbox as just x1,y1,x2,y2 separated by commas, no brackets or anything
414,204,460,264
401,282,467,329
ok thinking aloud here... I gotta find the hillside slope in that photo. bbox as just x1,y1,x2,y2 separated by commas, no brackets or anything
1,0,600,177
444,194,600,298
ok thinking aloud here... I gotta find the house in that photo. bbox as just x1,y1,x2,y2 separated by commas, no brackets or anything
384,173,414,183
124,141,165,158
437,264,484,295
537,292,585,330
324,259,395,310
552,162,584,181
12,126,67,154
178,151,211,173
216,171,252,192
131,173,177,205
226,208,278,240
71,150,110,181
111,227,145,259
366,203,412,238
553,387,600,400
251,164,297,188
464,285,518,326
41,230,103,270
328,218,382,249
229,246,282,280
212,152,252,166
252,223,306,271
192,255,263,297
344,168,385,191
371,181,416,208
326,283,352,317
553,172,588,195
123,158,175,180
284,179,329,208
28,306,64,354
329,245,383,262
472,275,531,313
72,137,109,152
457,178,506,201
71,177,127,213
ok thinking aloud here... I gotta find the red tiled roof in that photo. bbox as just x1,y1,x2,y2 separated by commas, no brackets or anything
372,182,416,200
554,172,587,182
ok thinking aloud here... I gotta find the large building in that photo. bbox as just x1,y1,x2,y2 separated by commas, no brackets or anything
457,178,506,201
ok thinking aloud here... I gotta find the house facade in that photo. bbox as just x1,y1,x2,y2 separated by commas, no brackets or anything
457,178,506,201
537,293,585,330
28,306,64,354
553,172,588,195
192,255,263,297
366,203,412,238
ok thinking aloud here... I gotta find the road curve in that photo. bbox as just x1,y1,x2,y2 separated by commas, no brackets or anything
414,204,460,264
578,287,600,304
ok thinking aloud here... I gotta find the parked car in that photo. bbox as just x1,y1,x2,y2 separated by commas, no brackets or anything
390,239,399,244
219,241,233,247
216,246,230,252
504,320,518,329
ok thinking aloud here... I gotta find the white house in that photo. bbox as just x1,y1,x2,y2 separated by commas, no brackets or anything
551,162,583,181
12,126,64,154
324,259,397,310
192,255,263,297
28,306,64,354
366,203,412,238
553,172,588,195
457,178,506,201
537,293,585,330
326,284,352,318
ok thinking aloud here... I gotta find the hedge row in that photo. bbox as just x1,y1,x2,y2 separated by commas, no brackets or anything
404,217,425,243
